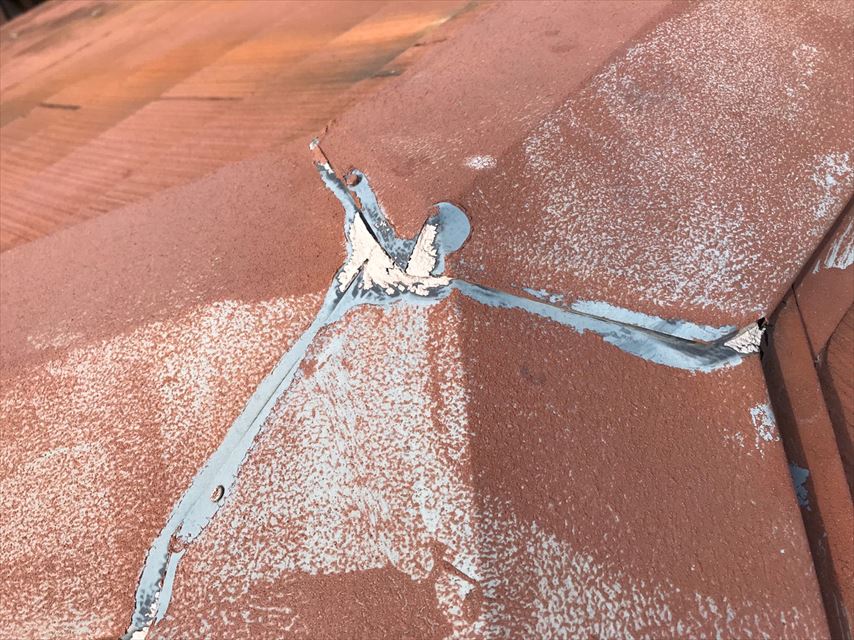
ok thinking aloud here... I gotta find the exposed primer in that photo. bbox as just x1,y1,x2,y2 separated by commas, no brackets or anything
125,144,754,635
569,299,735,342
788,464,811,510
455,283,743,372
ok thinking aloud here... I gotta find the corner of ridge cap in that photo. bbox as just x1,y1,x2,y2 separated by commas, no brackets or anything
724,320,766,354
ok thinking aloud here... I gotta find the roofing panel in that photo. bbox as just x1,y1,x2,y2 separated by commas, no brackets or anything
1,0,852,637
320,0,854,329
148,292,825,638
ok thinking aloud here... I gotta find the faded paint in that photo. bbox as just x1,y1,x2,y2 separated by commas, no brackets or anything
0,293,322,639
451,0,854,328
126,148,766,635
149,294,821,639
464,155,496,170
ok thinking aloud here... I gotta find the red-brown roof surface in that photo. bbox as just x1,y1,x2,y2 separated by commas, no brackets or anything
1,1,852,638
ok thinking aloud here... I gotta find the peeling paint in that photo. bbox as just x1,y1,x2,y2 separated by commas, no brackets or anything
749,403,779,454
125,145,760,635
815,218,854,272
788,464,811,510
724,322,765,354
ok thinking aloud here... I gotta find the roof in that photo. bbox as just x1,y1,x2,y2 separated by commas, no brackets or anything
1,1,852,638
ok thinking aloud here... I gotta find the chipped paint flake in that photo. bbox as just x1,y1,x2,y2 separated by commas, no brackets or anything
339,211,448,295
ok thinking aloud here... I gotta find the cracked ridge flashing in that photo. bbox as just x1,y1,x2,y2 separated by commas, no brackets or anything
124,143,758,637
526,289,764,355
123,145,469,638
312,137,756,355
454,282,745,372
122,281,353,639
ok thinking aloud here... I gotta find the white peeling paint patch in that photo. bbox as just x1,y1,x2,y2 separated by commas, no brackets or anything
750,403,779,453
337,212,448,295
726,402,779,456
816,219,854,272
0,292,321,639
405,220,441,278
464,155,497,170
151,303,813,639
311,149,450,298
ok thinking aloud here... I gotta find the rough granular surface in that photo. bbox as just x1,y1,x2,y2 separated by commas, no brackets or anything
150,293,825,639
1,0,851,638
0,293,321,638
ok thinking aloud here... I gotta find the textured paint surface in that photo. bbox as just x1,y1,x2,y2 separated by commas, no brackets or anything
122,153,476,635
0,125,352,636
147,294,825,638
126,146,758,636
0,292,322,638
322,0,854,329
2,0,851,637
453,0,854,328
121,135,827,635
818,304,854,493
